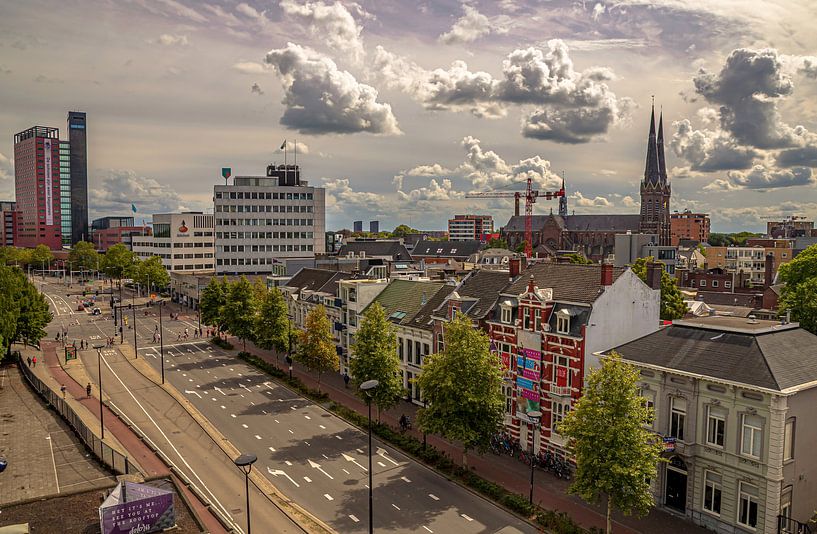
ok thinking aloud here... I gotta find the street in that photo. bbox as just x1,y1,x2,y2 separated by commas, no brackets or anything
39,277,537,533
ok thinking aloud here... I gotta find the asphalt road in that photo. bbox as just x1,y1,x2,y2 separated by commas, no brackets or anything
39,277,537,534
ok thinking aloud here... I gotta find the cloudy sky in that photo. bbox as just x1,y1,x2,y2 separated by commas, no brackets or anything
1,0,817,232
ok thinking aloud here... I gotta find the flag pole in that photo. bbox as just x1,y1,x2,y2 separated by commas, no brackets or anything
294,138,297,184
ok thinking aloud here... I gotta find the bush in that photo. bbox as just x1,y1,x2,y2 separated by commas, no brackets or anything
211,336,234,350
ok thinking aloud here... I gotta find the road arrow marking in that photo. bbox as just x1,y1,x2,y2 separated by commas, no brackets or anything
341,453,367,471
184,390,202,399
214,386,226,396
267,467,300,488
308,459,334,480
376,447,399,465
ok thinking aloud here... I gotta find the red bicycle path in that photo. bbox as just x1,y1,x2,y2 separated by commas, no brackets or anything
36,340,228,534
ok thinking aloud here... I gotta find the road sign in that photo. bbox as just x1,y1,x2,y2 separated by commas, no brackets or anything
65,346,77,363
221,167,231,179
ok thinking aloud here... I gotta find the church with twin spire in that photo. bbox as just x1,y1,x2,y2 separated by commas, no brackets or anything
501,104,672,259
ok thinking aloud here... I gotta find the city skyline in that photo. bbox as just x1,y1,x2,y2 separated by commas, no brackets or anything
1,0,817,232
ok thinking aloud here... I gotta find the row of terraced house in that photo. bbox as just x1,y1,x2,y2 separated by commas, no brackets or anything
276,255,817,533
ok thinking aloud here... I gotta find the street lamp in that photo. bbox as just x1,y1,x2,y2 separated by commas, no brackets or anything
233,453,257,534
158,300,165,384
196,281,201,335
132,287,138,358
360,379,380,534
94,344,106,440
526,410,542,504
285,315,293,380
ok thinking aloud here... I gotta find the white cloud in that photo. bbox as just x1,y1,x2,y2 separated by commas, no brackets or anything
232,61,267,74
572,190,612,207
621,195,638,208
405,164,453,176
264,43,400,135
152,34,189,46
203,4,241,26
89,169,191,216
458,136,562,190
323,178,387,215
0,152,13,187
280,0,367,63
439,4,504,45
397,178,464,201
235,2,265,21
275,140,309,154
703,165,815,191
671,119,756,171
134,0,207,23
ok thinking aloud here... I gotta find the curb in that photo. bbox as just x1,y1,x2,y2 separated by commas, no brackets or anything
120,344,335,534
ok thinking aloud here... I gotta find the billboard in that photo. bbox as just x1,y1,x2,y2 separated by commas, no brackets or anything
99,481,175,534
44,139,53,226
516,348,541,417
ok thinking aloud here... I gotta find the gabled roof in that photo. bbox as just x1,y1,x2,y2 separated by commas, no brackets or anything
502,263,626,304
284,268,351,296
503,215,565,233
337,240,412,260
365,279,446,327
442,269,515,320
564,214,641,232
404,284,456,331
609,321,817,392
411,240,482,260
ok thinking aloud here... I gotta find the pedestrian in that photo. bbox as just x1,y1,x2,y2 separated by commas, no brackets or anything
60,384,66,399
343,371,350,388
26,356,31,367
32,356,37,367
86,383,92,398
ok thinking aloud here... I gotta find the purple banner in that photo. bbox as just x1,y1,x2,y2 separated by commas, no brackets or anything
521,369,539,381
100,482,175,534
520,348,541,360
521,389,540,402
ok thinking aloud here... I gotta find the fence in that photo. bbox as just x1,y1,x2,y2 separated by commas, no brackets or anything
17,356,137,476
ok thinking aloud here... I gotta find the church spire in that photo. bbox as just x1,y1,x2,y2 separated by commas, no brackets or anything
559,173,568,217
657,110,668,185
643,103,660,185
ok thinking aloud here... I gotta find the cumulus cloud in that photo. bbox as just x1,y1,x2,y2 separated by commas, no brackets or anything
572,190,612,207
323,178,387,215
621,195,638,208
232,61,267,74
404,164,453,176
373,39,631,142
397,178,464,201
798,56,817,78
89,170,190,215
671,119,756,171
704,165,815,191
439,4,503,45
250,82,264,95
693,48,807,149
458,136,562,190
280,0,366,63
152,34,188,46
776,146,817,168
0,152,13,183
264,43,400,135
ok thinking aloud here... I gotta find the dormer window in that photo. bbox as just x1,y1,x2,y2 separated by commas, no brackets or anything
556,311,570,334
501,306,511,324
522,307,530,330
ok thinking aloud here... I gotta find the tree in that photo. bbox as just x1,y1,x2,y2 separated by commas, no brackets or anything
484,237,508,250
0,247,32,267
295,304,338,392
416,312,504,467
0,267,21,360
631,257,687,320
223,277,256,351
565,252,593,264
254,283,289,354
12,269,51,347
559,352,664,534
102,243,136,282
350,302,403,420
779,244,817,334
390,224,419,238
133,256,170,293
514,240,528,254
31,244,53,270
68,241,100,271
200,277,228,334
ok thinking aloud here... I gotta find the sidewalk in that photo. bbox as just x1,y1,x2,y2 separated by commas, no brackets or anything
30,340,227,534
231,336,708,534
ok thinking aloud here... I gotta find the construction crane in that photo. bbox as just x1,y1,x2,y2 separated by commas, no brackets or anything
465,176,565,258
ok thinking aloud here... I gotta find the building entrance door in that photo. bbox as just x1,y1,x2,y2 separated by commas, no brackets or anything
665,456,687,512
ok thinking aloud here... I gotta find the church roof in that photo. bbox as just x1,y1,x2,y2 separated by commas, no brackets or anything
502,215,565,233
564,214,641,232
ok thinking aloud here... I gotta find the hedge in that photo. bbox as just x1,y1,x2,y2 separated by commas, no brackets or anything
210,336,234,350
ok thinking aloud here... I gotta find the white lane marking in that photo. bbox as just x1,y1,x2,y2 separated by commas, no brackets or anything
356,448,364,454
290,406,296,410
349,515,359,523
184,390,201,398
321,454,329,460
288,429,294,434
220,405,226,409
261,410,267,415
429,494,439,501
342,468,350,475
268,447,276,452
377,447,399,466
284,461,292,466
241,424,248,429
211,398,216,401
46,436,60,493
392,504,400,511
401,476,411,483
423,526,433,533
274,419,280,424
255,435,262,440
230,414,236,418
319,424,326,430
267,467,300,488
304,415,311,420
303,476,312,483
323,494,333,501
308,459,334,480
461,514,474,522
341,453,367,471
335,435,342,440
377,461,386,467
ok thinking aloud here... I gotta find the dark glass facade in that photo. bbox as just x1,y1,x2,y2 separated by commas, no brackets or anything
68,111,88,243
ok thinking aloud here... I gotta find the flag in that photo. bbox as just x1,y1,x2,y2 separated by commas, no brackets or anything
131,203,137,213
280,140,287,150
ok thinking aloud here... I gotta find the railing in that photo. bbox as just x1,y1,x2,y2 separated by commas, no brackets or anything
778,515,812,534
18,356,137,476
549,385,572,396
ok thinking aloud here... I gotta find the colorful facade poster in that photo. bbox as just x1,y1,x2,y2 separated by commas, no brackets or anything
516,348,541,417
99,481,175,534
44,138,53,226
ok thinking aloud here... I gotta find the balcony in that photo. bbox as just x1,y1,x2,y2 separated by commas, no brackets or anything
550,385,572,397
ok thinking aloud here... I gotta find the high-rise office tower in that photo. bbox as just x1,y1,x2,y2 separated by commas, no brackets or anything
59,140,72,245
13,126,63,249
67,111,88,244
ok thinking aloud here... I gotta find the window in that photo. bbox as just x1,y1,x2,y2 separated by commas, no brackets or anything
699,279,707,287
670,397,686,440
703,471,722,516
501,306,511,324
741,414,762,459
711,280,719,288
706,406,726,447
784,418,795,461
725,280,732,289
556,313,570,334
397,337,404,360
737,482,759,529
552,401,570,433
522,307,530,330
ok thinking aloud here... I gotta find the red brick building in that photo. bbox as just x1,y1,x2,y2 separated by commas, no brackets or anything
14,126,63,249
670,210,710,245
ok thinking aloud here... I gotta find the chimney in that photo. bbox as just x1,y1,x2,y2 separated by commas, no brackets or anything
600,262,614,287
527,274,536,293
646,261,662,290
764,252,774,287
509,255,521,277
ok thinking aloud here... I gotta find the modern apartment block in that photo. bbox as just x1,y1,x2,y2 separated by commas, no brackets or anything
213,164,325,275
67,111,88,244
706,246,792,285
671,210,710,246
132,213,214,272
448,214,494,241
611,317,817,534
0,201,18,246
13,126,63,249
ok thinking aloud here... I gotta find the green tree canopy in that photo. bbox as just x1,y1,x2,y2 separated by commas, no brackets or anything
12,269,52,347
0,247,32,267
559,352,664,534
31,244,54,269
484,237,508,250
631,257,687,320
390,224,419,238
200,277,228,334
0,267,21,358
565,252,593,264
350,302,403,419
68,241,100,271
296,304,339,391
223,277,257,351
779,244,817,334
254,283,289,354
132,256,170,292
102,243,136,281
416,312,504,466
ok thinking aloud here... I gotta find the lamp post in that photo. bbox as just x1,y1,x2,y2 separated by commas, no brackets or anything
196,281,201,335
94,344,106,440
526,410,542,504
132,290,138,358
159,300,165,384
286,315,293,380
233,453,257,534
360,379,380,534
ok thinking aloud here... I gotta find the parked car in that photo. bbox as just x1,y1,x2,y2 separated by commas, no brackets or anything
92,308,101,316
